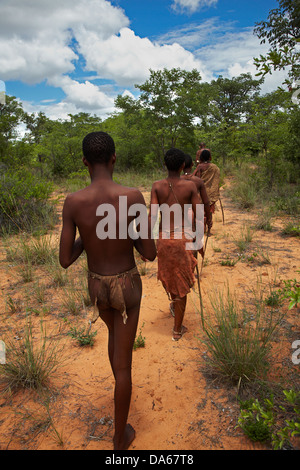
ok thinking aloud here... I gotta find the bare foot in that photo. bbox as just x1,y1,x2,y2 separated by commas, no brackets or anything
172,325,188,341
113,424,136,450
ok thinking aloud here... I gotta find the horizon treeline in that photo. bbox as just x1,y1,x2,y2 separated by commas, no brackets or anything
1,69,299,178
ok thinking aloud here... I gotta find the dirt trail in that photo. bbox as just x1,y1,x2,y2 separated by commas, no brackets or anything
0,184,299,450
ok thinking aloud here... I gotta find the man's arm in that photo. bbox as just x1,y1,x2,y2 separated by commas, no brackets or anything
59,195,84,269
132,189,156,262
198,180,212,230
192,164,201,178
148,183,159,237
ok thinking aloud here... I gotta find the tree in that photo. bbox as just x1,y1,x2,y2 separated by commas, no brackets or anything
116,68,203,166
208,73,263,126
32,112,103,176
103,109,152,169
240,89,291,187
202,74,263,165
0,96,24,164
23,111,52,145
253,0,300,84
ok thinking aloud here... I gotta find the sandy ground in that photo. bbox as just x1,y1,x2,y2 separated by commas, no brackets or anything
0,184,299,451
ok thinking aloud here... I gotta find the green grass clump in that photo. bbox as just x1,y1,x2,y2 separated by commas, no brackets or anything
133,323,146,350
281,221,300,238
0,314,63,393
68,324,97,347
199,288,284,387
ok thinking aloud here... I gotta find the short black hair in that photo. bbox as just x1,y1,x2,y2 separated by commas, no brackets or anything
184,153,193,170
200,149,211,162
164,148,186,171
82,131,115,164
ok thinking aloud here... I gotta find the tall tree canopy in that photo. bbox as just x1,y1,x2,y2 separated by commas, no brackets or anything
115,68,203,166
254,0,300,84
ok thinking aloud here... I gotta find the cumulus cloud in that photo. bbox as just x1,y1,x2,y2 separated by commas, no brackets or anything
0,0,129,84
0,0,208,114
78,27,205,86
49,75,115,112
0,0,204,88
21,79,115,122
1,0,288,118
0,35,77,84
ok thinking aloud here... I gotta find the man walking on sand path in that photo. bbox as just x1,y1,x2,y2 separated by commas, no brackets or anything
182,153,212,252
149,148,204,341
59,131,156,450
193,149,220,228
195,142,210,165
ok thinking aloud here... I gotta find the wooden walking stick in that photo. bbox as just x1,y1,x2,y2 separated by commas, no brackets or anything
195,262,204,327
199,228,210,279
196,228,210,327
219,196,225,225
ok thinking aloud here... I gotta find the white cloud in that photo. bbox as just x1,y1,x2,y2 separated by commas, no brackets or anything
0,0,207,114
158,20,290,92
0,0,128,40
194,27,290,92
49,75,114,111
227,61,290,94
172,0,218,14
78,27,205,86
19,76,116,122
0,0,129,84
0,35,77,84
1,1,289,119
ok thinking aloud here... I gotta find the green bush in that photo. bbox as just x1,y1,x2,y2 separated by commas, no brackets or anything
238,390,300,449
0,168,57,234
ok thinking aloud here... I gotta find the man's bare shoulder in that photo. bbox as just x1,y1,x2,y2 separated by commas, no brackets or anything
117,184,146,204
63,186,91,205
190,175,204,188
179,178,196,189
152,178,166,186
151,179,168,193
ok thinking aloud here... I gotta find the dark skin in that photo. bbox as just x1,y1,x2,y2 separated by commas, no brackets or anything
195,143,210,165
193,154,212,179
181,164,212,231
149,163,202,340
59,153,156,450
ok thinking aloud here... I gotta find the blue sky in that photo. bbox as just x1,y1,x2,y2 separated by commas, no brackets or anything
0,0,285,121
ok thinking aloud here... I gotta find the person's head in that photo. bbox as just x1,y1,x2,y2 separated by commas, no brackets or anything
200,149,211,162
164,148,186,172
199,142,206,148
184,153,193,171
82,131,116,166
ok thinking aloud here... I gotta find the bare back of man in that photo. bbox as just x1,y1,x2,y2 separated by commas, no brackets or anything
151,177,200,234
63,180,147,274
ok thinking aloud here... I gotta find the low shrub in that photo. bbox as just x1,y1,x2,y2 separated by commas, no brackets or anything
199,287,284,387
0,168,57,234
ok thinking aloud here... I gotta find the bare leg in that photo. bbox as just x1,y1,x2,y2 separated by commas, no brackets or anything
170,294,187,340
96,274,142,450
